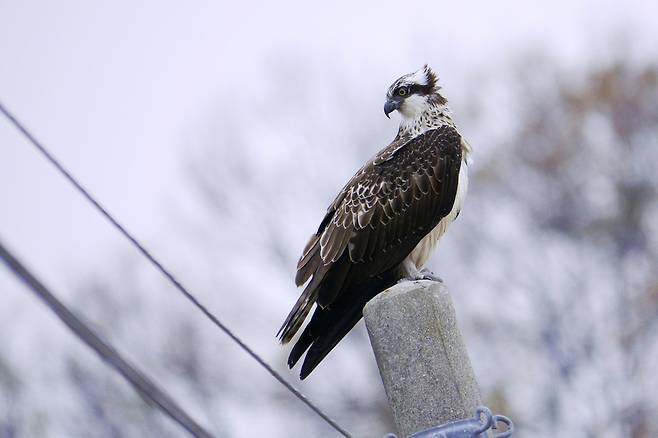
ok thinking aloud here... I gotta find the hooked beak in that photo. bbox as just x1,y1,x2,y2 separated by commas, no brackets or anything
384,98,402,118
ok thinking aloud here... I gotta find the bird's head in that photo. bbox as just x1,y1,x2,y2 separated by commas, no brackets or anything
384,65,446,120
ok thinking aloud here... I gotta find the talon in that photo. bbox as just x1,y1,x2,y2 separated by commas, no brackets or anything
419,268,443,283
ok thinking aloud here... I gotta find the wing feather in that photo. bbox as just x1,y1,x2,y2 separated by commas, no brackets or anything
281,125,463,348
336,126,462,278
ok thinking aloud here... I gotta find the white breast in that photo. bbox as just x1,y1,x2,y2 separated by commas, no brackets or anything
407,159,469,269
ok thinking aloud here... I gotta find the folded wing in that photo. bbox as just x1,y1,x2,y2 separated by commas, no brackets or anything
278,125,463,378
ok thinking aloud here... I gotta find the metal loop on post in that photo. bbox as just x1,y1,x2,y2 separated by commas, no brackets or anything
384,406,514,438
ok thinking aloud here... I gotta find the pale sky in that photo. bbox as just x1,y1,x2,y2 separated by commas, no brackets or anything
2,2,658,436
1,0,656,319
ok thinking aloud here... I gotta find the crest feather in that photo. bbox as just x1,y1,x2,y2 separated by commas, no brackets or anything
423,64,438,92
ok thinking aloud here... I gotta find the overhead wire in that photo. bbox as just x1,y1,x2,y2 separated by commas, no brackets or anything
0,240,215,438
0,101,352,438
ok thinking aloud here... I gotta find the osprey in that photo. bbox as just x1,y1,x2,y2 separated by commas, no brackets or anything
278,65,470,379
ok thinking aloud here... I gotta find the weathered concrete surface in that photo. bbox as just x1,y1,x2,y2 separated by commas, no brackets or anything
363,280,482,437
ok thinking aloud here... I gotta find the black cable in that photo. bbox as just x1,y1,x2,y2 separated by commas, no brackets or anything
0,101,352,438
0,239,215,438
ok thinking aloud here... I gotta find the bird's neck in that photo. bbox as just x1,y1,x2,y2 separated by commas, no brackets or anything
397,101,456,140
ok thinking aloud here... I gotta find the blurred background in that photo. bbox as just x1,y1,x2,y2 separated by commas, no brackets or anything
2,1,658,437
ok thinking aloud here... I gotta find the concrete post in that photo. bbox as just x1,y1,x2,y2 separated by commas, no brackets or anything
363,280,482,437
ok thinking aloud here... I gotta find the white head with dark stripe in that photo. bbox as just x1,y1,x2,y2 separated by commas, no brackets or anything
384,65,450,131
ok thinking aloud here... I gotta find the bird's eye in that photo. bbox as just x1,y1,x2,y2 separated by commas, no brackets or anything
397,87,408,97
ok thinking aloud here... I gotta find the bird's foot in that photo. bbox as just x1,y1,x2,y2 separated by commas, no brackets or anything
397,268,443,284
419,268,443,283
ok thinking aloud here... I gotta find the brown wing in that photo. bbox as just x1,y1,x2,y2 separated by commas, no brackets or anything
320,126,462,288
279,125,463,345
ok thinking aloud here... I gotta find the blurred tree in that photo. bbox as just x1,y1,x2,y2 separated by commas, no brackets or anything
2,51,657,438
457,53,658,437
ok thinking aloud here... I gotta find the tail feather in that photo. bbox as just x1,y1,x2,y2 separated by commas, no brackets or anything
299,302,366,379
295,234,321,286
288,269,399,379
287,322,316,368
281,253,352,344
278,263,329,343
277,290,316,344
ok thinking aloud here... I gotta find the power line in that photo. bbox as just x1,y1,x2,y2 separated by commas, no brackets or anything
0,101,352,438
0,239,214,438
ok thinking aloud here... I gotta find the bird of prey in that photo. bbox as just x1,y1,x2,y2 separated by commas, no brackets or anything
278,65,471,379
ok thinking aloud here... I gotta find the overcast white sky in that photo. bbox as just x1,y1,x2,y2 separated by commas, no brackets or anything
2,2,658,437
1,0,657,324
